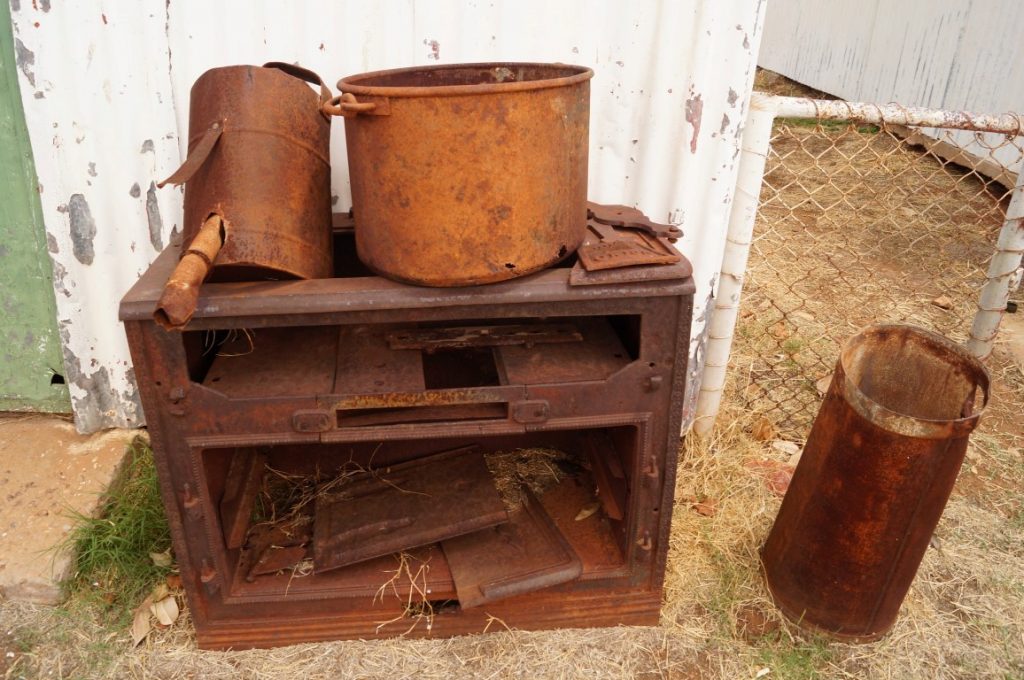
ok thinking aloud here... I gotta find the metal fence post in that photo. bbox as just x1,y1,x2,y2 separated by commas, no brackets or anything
692,94,777,436
966,172,1024,360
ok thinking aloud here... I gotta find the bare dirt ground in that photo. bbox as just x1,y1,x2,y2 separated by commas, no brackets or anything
1,71,1022,679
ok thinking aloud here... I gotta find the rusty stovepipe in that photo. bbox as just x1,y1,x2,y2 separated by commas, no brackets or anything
154,214,225,329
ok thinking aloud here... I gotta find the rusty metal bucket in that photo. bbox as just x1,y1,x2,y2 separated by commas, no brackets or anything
328,62,594,287
154,62,334,329
761,325,989,641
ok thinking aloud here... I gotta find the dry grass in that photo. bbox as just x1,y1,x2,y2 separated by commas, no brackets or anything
2,408,1022,678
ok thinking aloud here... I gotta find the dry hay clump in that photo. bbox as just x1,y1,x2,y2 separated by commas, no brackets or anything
485,447,582,512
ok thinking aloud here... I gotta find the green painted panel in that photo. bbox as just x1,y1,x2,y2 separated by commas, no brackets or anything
0,4,69,412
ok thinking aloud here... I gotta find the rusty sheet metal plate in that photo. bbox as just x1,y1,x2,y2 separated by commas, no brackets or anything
577,222,681,272
496,318,630,385
586,202,682,241
386,324,583,351
204,326,338,398
334,325,425,394
442,487,581,608
219,448,267,549
568,257,691,286
583,432,627,521
251,545,309,576
239,516,314,582
539,476,627,580
232,544,457,602
313,446,508,573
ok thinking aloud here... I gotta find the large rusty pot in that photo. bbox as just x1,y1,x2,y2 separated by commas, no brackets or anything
329,62,594,287
155,62,334,329
761,325,989,641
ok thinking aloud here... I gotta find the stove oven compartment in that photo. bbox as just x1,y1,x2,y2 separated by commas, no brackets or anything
188,421,657,629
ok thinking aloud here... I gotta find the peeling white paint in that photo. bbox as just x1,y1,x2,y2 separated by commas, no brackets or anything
12,0,765,432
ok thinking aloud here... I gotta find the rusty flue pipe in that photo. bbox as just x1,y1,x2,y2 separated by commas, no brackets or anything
761,325,989,641
154,214,225,329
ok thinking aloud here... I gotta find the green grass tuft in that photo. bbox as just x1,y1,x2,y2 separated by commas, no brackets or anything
62,437,172,624
756,636,836,680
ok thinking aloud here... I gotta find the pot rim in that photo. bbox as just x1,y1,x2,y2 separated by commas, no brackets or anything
337,61,594,98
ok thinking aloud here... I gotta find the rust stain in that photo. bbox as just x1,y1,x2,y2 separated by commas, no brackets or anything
423,38,440,61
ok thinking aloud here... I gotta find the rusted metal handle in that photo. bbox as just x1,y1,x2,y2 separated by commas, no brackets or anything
158,120,224,188
154,215,225,330
262,61,334,112
322,93,378,118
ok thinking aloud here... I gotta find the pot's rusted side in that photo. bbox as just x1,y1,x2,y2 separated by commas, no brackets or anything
761,325,989,641
182,65,332,283
339,63,591,286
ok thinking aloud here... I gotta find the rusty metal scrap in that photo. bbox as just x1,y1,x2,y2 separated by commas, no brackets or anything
313,446,508,573
762,325,989,641
387,324,583,351
586,202,682,242
442,487,582,608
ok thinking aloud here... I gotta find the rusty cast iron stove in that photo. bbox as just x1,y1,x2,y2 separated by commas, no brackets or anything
120,211,694,650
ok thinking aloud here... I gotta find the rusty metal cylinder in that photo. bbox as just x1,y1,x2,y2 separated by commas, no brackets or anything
155,63,333,328
178,63,333,281
332,62,594,287
761,325,988,641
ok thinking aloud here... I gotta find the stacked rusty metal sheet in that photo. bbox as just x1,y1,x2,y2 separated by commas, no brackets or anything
120,61,694,650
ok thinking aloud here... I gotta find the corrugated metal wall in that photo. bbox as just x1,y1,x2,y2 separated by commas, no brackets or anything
10,0,766,432
758,0,1024,177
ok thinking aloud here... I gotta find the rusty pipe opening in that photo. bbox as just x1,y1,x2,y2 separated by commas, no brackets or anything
837,325,989,439
154,214,225,330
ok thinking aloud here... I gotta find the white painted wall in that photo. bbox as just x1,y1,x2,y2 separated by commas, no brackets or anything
759,0,1024,177
10,0,766,432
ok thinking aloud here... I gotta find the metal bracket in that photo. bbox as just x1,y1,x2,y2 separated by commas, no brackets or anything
292,409,333,433
511,400,550,424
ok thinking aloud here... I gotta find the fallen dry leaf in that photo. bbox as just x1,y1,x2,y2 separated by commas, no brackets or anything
931,295,953,310
746,460,796,495
691,499,717,517
149,549,173,568
790,310,814,322
150,595,180,627
574,501,600,521
815,373,833,396
131,596,154,647
751,417,777,442
770,440,801,458
150,583,169,602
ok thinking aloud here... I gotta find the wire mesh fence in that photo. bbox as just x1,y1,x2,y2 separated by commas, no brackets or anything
728,118,1023,438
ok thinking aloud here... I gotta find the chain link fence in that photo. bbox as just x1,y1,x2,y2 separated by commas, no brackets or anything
726,116,1023,438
